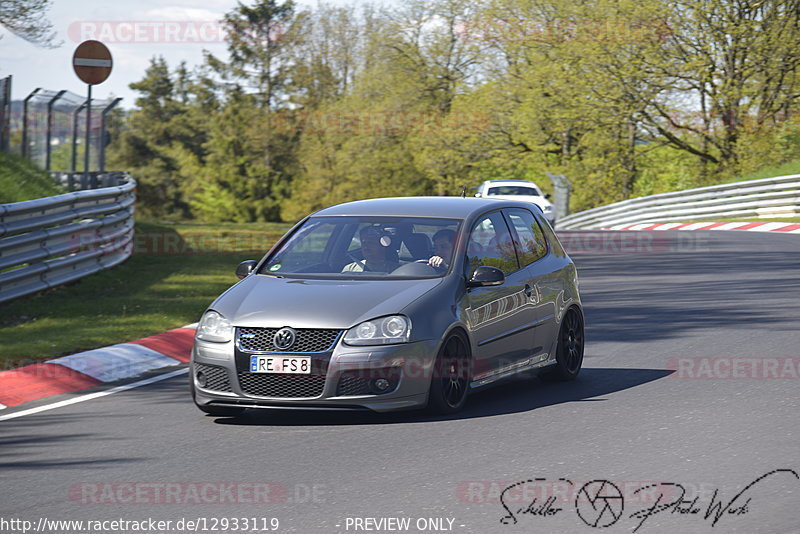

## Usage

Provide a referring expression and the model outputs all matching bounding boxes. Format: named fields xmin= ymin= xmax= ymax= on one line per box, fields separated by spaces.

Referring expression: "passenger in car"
xmin=342 ymin=226 xmax=401 ymax=273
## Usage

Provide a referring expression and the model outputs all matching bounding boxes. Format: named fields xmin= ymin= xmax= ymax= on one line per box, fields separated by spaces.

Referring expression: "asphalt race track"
xmin=1 ymin=230 xmax=798 ymax=534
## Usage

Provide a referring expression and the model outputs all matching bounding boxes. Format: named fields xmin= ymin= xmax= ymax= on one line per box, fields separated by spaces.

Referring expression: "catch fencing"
xmin=556 ymin=175 xmax=800 ymax=230
xmin=0 ymin=172 xmax=135 ymax=304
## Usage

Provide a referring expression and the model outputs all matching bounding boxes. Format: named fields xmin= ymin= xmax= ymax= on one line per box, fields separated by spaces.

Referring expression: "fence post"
xmin=0 ymin=75 xmax=11 ymax=153
xmin=21 ymin=88 xmax=41 ymax=159
xmin=99 ymin=97 xmax=121 ymax=172
xmin=45 ymin=90 xmax=67 ymax=171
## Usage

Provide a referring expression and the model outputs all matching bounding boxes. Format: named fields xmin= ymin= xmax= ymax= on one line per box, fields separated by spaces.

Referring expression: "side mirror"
xmin=545 ymin=193 xmax=552 ymax=199
xmin=236 ymin=260 xmax=258 ymax=279
xmin=467 ymin=266 xmax=505 ymax=287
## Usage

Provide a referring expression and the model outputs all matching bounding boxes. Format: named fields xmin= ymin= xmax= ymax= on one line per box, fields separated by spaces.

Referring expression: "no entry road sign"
xmin=72 ymin=40 xmax=112 ymax=85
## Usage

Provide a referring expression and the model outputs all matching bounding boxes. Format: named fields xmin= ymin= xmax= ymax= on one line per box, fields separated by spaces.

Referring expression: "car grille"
xmin=237 ymin=372 xmax=327 ymax=398
xmin=337 ymin=374 xmax=371 ymax=396
xmin=237 ymin=327 xmax=342 ymax=353
xmin=195 ymin=363 xmax=233 ymax=393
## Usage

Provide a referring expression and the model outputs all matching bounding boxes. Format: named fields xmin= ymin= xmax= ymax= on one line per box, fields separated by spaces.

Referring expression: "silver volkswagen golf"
xmin=190 ymin=197 xmax=584 ymax=415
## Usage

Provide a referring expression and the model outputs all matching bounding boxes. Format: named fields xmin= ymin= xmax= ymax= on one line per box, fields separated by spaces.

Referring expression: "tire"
xmin=427 ymin=331 xmax=472 ymax=414
xmin=540 ymin=307 xmax=584 ymax=381
xmin=189 ymin=372 xmax=246 ymax=417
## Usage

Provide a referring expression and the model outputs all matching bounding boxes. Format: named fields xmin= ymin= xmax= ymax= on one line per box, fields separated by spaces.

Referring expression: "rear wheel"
xmin=427 ymin=331 xmax=471 ymax=414
xmin=189 ymin=372 xmax=246 ymax=417
xmin=541 ymin=307 xmax=584 ymax=381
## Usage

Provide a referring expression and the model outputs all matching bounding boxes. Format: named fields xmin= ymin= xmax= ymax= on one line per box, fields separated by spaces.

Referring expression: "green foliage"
xmin=0 ymin=0 xmax=56 ymax=47
xmin=105 ymin=0 xmax=800 ymax=221
xmin=0 ymin=151 xmax=64 ymax=203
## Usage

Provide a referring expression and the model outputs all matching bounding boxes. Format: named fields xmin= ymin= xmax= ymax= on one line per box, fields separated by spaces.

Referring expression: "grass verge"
xmin=721 ymin=158 xmax=800 ymax=185
xmin=0 ymin=221 xmax=290 ymax=369
xmin=0 ymin=152 xmax=65 ymax=203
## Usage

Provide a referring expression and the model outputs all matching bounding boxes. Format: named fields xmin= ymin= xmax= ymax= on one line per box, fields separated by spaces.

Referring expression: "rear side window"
xmin=535 ymin=212 xmax=567 ymax=257
xmin=504 ymin=208 xmax=547 ymax=266
xmin=465 ymin=211 xmax=520 ymax=276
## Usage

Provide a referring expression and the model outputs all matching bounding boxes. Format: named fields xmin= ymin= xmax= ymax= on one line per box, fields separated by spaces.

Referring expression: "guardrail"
xmin=556 ymin=174 xmax=800 ymax=230
xmin=0 ymin=172 xmax=136 ymax=304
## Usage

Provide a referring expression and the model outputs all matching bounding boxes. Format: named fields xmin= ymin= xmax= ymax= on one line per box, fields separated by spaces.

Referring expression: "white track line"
xmin=0 ymin=368 xmax=188 ymax=422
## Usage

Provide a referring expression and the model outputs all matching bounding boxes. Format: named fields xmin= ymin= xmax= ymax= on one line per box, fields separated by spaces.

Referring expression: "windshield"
xmin=487 ymin=185 xmax=541 ymax=197
xmin=260 ymin=216 xmax=462 ymax=279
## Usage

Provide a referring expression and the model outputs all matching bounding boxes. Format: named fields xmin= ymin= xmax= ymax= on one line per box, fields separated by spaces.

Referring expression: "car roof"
xmin=313 ymin=196 xmax=541 ymax=219
xmin=482 ymin=179 xmax=541 ymax=187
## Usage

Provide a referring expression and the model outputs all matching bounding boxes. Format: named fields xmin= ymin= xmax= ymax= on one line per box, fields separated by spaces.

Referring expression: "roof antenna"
xmin=460 ymin=184 xmax=467 ymax=198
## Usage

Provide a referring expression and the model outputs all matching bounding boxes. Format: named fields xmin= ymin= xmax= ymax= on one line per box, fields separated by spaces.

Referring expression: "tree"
xmin=107 ymin=57 xmax=212 ymax=219
xmin=628 ymin=0 xmax=800 ymax=173
xmin=0 ymin=0 xmax=56 ymax=47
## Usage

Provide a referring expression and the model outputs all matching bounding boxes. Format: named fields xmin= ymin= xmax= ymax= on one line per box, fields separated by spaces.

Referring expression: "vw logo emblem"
xmin=273 ymin=327 xmax=297 ymax=350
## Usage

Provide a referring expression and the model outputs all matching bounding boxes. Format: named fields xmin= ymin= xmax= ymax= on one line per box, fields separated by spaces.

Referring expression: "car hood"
xmin=211 ymin=274 xmax=443 ymax=329
xmin=486 ymin=195 xmax=552 ymax=209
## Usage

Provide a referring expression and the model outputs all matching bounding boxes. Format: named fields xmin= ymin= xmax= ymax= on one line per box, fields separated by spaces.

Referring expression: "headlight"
xmin=196 ymin=310 xmax=232 ymax=343
xmin=343 ymin=315 xmax=411 ymax=345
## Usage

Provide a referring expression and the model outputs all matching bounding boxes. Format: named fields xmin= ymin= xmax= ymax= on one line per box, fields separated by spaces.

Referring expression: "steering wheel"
xmin=346 ymin=252 xmax=367 ymax=271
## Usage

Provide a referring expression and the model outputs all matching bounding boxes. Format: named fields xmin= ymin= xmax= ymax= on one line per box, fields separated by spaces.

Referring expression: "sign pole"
xmin=72 ymin=40 xmax=112 ymax=189
xmin=85 ymin=83 xmax=92 ymax=186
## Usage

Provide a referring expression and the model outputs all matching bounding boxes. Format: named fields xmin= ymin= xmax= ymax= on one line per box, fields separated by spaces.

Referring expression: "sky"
xmin=0 ymin=0 xmax=369 ymax=107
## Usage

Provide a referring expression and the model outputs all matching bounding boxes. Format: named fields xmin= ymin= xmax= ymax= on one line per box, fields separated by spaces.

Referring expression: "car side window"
xmin=505 ymin=208 xmax=547 ymax=266
xmin=535 ymin=211 xmax=566 ymax=257
xmin=465 ymin=211 xmax=519 ymax=276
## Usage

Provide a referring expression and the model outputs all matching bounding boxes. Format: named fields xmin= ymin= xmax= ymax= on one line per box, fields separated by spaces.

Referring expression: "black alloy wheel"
xmin=428 ymin=331 xmax=471 ymax=414
xmin=541 ymin=307 xmax=584 ymax=381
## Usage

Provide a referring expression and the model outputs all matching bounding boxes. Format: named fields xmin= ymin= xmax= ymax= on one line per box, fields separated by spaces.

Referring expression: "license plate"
xmin=250 ymin=355 xmax=311 ymax=374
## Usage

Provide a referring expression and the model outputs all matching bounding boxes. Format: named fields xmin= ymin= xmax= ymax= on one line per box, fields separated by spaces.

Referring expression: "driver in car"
xmin=428 ymin=229 xmax=455 ymax=270
xmin=342 ymin=226 xmax=400 ymax=273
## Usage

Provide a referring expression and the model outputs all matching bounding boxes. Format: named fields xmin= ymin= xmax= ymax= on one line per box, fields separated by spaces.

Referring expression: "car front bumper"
xmin=191 ymin=337 xmax=440 ymax=413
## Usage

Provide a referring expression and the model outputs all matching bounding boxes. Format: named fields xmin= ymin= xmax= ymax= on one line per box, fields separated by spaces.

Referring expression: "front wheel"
xmin=427 ymin=331 xmax=472 ymax=414
xmin=540 ymin=307 xmax=584 ymax=381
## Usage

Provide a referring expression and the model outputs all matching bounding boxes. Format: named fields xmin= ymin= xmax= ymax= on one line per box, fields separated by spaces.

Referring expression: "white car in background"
xmin=474 ymin=180 xmax=556 ymax=223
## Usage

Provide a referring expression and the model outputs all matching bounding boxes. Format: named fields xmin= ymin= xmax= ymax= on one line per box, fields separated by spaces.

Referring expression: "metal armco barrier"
xmin=556 ymin=174 xmax=800 ymax=230
xmin=0 ymin=173 xmax=136 ymax=304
